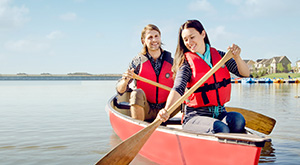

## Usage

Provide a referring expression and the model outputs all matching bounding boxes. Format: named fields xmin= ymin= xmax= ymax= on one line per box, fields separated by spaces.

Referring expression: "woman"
xmin=158 ymin=20 xmax=250 ymax=134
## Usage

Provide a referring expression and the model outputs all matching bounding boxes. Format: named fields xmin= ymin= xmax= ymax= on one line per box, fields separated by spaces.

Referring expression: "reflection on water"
xmin=0 ymin=81 xmax=299 ymax=164
xmin=228 ymin=83 xmax=300 ymax=164
xmin=260 ymin=142 xmax=276 ymax=163
xmin=0 ymin=81 xmax=117 ymax=165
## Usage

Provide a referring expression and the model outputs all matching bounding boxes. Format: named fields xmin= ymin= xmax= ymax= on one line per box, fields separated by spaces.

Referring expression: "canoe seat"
xmin=113 ymin=97 xmax=130 ymax=109
xmin=113 ymin=97 xmax=182 ymax=126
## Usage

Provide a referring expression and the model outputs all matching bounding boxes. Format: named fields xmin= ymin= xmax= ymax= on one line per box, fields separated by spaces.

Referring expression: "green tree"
xmin=277 ymin=63 xmax=284 ymax=73
xmin=287 ymin=63 xmax=292 ymax=72
xmin=267 ymin=65 xmax=271 ymax=74
xmin=251 ymin=64 xmax=259 ymax=78
xmin=258 ymin=67 xmax=267 ymax=77
xmin=295 ymin=66 xmax=299 ymax=73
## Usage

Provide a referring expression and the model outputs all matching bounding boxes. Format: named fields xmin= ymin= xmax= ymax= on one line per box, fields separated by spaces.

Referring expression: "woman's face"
xmin=181 ymin=27 xmax=206 ymax=54
xmin=143 ymin=30 xmax=161 ymax=52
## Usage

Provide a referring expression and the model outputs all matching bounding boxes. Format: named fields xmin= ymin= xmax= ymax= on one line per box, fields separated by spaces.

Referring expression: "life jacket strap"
xmin=188 ymin=78 xmax=231 ymax=105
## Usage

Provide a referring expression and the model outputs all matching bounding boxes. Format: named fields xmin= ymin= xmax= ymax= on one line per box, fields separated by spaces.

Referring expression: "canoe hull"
xmin=106 ymin=96 xmax=266 ymax=165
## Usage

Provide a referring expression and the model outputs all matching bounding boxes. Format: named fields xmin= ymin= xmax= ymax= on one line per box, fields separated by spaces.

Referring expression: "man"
xmin=116 ymin=24 xmax=178 ymax=121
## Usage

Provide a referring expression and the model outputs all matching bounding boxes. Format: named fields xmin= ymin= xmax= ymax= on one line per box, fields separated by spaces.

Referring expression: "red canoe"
xmin=105 ymin=95 xmax=270 ymax=165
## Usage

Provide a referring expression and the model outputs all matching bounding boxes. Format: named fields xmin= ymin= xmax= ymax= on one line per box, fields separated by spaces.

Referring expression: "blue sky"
xmin=1 ymin=0 xmax=299 ymax=74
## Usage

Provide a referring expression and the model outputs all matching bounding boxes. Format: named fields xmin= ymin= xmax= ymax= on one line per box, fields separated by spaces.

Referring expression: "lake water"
xmin=0 ymin=81 xmax=299 ymax=165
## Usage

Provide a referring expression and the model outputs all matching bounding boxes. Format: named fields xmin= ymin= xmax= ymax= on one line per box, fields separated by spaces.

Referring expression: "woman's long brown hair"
xmin=172 ymin=20 xmax=210 ymax=78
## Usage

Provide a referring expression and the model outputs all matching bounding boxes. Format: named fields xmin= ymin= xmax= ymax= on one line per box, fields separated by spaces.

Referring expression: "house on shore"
xmin=296 ymin=60 xmax=300 ymax=73
xmin=244 ymin=60 xmax=256 ymax=73
xmin=249 ymin=56 xmax=291 ymax=74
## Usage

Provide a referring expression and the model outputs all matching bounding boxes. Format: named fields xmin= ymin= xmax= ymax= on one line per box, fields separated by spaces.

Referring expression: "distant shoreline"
xmin=0 ymin=73 xmax=122 ymax=76
xmin=0 ymin=74 xmax=122 ymax=81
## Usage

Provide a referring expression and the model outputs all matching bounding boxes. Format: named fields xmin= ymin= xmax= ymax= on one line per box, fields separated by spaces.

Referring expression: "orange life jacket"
xmin=184 ymin=47 xmax=231 ymax=107
xmin=136 ymin=51 xmax=174 ymax=104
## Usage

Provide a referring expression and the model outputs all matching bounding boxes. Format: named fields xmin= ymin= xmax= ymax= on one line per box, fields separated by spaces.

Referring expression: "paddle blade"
xmin=226 ymin=107 xmax=276 ymax=135
xmin=95 ymin=119 xmax=162 ymax=165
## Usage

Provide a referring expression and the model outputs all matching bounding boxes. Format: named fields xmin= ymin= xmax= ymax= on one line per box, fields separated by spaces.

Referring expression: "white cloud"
xmin=188 ymin=0 xmax=216 ymax=13
xmin=208 ymin=26 xmax=239 ymax=42
xmin=46 ymin=31 xmax=64 ymax=39
xmin=60 ymin=12 xmax=77 ymax=21
xmin=0 ymin=0 xmax=30 ymax=29
xmin=4 ymin=39 xmax=50 ymax=53
xmin=232 ymin=0 xmax=298 ymax=18
xmin=225 ymin=0 xmax=242 ymax=5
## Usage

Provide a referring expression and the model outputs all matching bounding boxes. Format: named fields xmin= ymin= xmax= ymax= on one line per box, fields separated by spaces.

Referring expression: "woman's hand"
xmin=157 ymin=108 xmax=170 ymax=122
xmin=228 ymin=44 xmax=241 ymax=58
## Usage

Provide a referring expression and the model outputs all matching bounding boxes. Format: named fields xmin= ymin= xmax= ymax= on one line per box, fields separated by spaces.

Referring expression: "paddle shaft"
xmin=133 ymin=73 xmax=172 ymax=91
xmin=95 ymin=50 xmax=234 ymax=165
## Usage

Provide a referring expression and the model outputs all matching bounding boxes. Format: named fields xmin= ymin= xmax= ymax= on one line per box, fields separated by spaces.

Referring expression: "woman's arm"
xmin=158 ymin=89 xmax=182 ymax=122
xmin=158 ymin=61 xmax=191 ymax=122
xmin=218 ymin=45 xmax=250 ymax=77
xmin=228 ymin=44 xmax=250 ymax=77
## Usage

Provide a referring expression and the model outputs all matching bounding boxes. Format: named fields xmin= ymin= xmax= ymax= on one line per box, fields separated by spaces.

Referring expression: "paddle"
xmin=226 ymin=107 xmax=276 ymax=135
xmin=133 ymin=73 xmax=172 ymax=91
xmin=95 ymin=50 xmax=234 ymax=165
xmin=133 ymin=73 xmax=276 ymax=135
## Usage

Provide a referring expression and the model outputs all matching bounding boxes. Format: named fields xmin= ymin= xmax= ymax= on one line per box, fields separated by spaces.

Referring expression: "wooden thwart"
xmin=215 ymin=133 xmax=270 ymax=142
